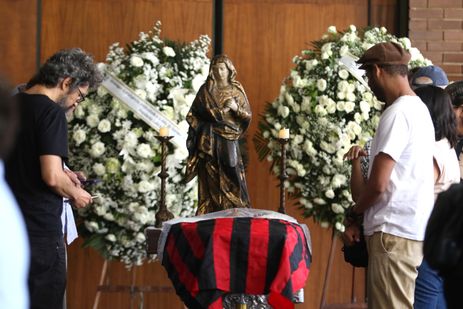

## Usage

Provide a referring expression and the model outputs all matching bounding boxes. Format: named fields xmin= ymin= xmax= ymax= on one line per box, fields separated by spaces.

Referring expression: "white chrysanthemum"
xmin=138 ymin=180 xmax=155 ymax=193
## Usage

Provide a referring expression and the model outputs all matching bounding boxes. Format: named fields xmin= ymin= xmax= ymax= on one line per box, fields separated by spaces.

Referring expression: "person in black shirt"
xmin=5 ymin=48 xmax=102 ymax=309
xmin=445 ymin=81 xmax=463 ymax=181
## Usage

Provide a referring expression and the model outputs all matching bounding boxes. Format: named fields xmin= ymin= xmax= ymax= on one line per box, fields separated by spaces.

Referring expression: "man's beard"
xmin=56 ymin=94 xmax=73 ymax=113
xmin=369 ymin=76 xmax=387 ymax=105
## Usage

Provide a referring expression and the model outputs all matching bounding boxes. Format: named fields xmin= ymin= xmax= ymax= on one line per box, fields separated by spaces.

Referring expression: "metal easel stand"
xmin=319 ymin=230 xmax=367 ymax=309
xmin=92 ymin=260 xmax=175 ymax=309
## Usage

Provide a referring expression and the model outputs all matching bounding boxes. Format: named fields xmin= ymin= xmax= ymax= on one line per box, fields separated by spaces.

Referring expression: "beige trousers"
xmin=365 ymin=232 xmax=423 ymax=309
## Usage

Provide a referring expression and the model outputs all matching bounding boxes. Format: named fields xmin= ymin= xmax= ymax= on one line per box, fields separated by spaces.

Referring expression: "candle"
xmin=159 ymin=127 xmax=169 ymax=137
xmin=278 ymin=128 xmax=289 ymax=139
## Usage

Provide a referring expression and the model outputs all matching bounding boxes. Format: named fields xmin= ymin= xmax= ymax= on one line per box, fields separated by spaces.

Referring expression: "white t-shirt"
xmin=0 ymin=161 xmax=29 ymax=309
xmin=364 ymin=95 xmax=435 ymax=241
xmin=433 ymin=138 xmax=460 ymax=200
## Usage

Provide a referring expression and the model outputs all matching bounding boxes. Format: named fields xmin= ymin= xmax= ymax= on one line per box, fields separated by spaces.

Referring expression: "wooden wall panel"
xmin=40 ymin=0 xmax=213 ymax=63
xmin=0 ymin=0 xmax=36 ymax=84
xmin=223 ymin=2 xmax=368 ymax=306
xmin=0 ymin=0 xmax=398 ymax=308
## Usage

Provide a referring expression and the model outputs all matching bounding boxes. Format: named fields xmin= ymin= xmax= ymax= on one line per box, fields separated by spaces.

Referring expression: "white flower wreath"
xmin=68 ymin=21 xmax=210 ymax=266
xmin=254 ymin=25 xmax=431 ymax=232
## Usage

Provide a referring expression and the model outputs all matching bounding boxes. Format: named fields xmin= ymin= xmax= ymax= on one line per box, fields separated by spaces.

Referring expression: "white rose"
xmin=136 ymin=232 xmax=146 ymax=243
xmin=163 ymin=46 xmax=176 ymax=57
xmin=301 ymin=96 xmax=311 ymax=112
xmin=359 ymin=100 xmax=370 ymax=114
xmin=105 ymin=234 xmax=116 ymax=242
xmin=74 ymin=105 xmax=85 ymax=119
xmin=336 ymin=101 xmax=345 ymax=111
xmin=332 ymin=174 xmax=347 ymax=188
xmin=92 ymin=163 xmax=106 ymax=176
xmin=72 ymin=129 xmax=86 ymax=146
xmin=85 ymin=221 xmax=99 ymax=232
xmin=339 ymin=45 xmax=349 ymax=56
xmin=90 ymin=142 xmax=106 ymax=158
xmin=136 ymin=143 xmax=153 ymax=158
xmin=344 ymin=101 xmax=355 ymax=113
xmin=326 ymin=100 xmax=336 ymax=114
xmin=86 ymin=115 xmax=99 ymax=128
xmin=97 ymin=119 xmax=111 ymax=133
xmin=349 ymin=25 xmax=357 ymax=32
xmin=277 ymin=105 xmax=290 ymax=118
xmin=335 ymin=222 xmax=345 ymax=232
xmin=327 ymin=26 xmax=337 ymax=34
xmin=314 ymin=198 xmax=326 ymax=205
xmin=317 ymin=79 xmax=327 ymax=91
xmin=325 ymin=189 xmax=335 ymax=199
xmin=130 ymin=55 xmax=144 ymax=67
xmin=314 ymin=105 xmax=327 ymax=116
xmin=331 ymin=203 xmax=344 ymax=214
xmin=285 ymin=92 xmax=294 ymax=106
xmin=338 ymin=69 xmax=349 ymax=80
xmin=346 ymin=92 xmax=356 ymax=102
xmin=105 ymin=158 xmax=120 ymax=174
xmin=141 ymin=52 xmax=159 ymax=65
xmin=124 ymin=132 xmax=138 ymax=148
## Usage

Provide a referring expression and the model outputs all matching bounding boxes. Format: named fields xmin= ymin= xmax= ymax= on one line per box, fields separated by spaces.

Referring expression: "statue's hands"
xmin=224 ymin=98 xmax=239 ymax=112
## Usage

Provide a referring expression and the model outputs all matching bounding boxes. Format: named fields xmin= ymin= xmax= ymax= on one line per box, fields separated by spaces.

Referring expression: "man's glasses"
xmin=77 ymin=88 xmax=86 ymax=103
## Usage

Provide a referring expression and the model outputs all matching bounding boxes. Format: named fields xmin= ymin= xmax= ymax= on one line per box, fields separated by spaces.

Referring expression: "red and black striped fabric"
xmin=162 ymin=217 xmax=311 ymax=309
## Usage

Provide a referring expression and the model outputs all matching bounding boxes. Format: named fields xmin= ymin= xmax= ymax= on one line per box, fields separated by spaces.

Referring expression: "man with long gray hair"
xmin=5 ymin=48 xmax=102 ymax=309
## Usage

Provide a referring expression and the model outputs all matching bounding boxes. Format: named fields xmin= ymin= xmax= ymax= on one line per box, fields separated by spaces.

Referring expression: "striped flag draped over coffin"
xmin=160 ymin=212 xmax=311 ymax=309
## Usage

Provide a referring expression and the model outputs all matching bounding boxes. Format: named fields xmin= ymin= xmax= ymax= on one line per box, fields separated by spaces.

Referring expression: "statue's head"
xmin=208 ymin=54 xmax=237 ymax=84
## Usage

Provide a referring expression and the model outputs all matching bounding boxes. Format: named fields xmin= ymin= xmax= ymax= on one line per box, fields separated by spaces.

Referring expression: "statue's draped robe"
xmin=186 ymin=82 xmax=251 ymax=215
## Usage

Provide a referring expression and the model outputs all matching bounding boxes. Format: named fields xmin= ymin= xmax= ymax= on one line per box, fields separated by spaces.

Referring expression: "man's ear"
xmin=60 ymin=77 xmax=73 ymax=91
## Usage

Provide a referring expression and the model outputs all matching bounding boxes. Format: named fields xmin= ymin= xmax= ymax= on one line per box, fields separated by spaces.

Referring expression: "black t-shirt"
xmin=5 ymin=93 xmax=68 ymax=237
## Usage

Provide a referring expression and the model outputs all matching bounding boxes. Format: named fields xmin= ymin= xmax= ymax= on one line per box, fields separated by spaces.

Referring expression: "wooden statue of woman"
xmin=185 ymin=54 xmax=252 ymax=215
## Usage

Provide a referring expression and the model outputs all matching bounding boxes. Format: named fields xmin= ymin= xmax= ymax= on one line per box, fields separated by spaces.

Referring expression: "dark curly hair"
xmin=446 ymin=80 xmax=463 ymax=108
xmin=415 ymin=85 xmax=458 ymax=147
xmin=27 ymin=48 xmax=103 ymax=90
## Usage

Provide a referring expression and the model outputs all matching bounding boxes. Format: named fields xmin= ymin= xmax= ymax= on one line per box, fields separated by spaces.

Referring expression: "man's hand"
xmin=64 ymin=169 xmax=82 ymax=187
xmin=69 ymin=188 xmax=93 ymax=208
xmin=343 ymin=145 xmax=368 ymax=161
xmin=342 ymin=223 xmax=361 ymax=246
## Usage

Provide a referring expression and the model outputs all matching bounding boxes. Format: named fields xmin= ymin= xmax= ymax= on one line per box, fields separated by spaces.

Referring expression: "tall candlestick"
xmin=154 ymin=135 xmax=174 ymax=227
xmin=278 ymin=128 xmax=290 ymax=139
xmin=159 ymin=127 xmax=169 ymax=137
xmin=278 ymin=137 xmax=289 ymax=214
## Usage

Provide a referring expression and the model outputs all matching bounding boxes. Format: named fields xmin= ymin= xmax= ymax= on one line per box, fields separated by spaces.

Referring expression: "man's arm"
xmin=353 ymin=152 xmax=396 ymax=214
xmin=40 ymin=155 xmax=92 ymax=208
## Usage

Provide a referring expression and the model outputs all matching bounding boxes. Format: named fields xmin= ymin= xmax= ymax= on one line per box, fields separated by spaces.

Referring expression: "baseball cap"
xmin=411 ymin=66 xmax=449 ymax=88
xmin=357 ymin=42 xmax=411 ymax=69
xmin=446 ymin=80 xmax=463 ymax=107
